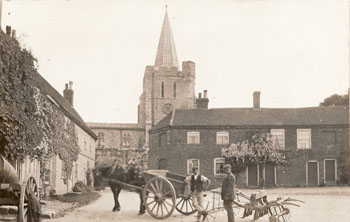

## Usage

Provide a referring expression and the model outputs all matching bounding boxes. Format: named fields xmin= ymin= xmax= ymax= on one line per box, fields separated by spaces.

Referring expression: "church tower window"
xmin=173 ymin=82 xmax=176 ymax=98
xmin=161 ymin=82 xmax=165 ymax=98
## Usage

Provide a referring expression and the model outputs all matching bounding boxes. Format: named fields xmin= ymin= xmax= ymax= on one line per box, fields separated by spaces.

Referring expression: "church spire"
xmin=154 ymin=8 xmax=179 ymax=68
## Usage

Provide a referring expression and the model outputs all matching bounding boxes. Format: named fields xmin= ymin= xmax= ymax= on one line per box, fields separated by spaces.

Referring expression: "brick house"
xmin=149 ymin=93 xmax=349 ymax=188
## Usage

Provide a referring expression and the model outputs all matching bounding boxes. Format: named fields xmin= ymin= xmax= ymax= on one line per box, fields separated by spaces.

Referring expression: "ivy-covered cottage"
xmin=149 ymin=92 xmax=349 ymax=188
xmin=0 ymin=28 xmax=97 ymax=195
xmin=38 ymin=78 xmax=97 ymax=195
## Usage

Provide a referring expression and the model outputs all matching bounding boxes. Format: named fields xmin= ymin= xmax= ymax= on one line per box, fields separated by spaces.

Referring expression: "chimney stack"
xmin=196 ymin=90 xmax=209 ymax=109
xmin=6 ymin=26 xmax=11 ymax=36
xmin=11 ymin=30 xmax=16 ymax=39
xmin=63 ymin=81 xmax=74 ymax=106
xmin=253 ymin=91 xmax=260 ymax=109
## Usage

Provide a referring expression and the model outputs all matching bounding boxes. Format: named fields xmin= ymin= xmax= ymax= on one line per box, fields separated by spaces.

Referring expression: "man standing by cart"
xmin=190 ymin=166 xmax=211 ymax=222
xmin=221 ymin=164 xmax=236 ymax=222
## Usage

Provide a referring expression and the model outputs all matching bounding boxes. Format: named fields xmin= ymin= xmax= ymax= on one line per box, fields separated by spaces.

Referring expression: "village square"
xmin=0 ymin=0 xmax=349 ymax=222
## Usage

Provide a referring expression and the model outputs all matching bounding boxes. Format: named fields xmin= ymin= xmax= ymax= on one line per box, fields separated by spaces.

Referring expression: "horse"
xmin=93 ymin=162 xmax=146 ymax=215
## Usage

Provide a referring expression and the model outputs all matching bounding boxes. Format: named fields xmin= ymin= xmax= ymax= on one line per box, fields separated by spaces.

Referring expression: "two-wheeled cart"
xmin=0 ymin=156 xmax=40 ymax=222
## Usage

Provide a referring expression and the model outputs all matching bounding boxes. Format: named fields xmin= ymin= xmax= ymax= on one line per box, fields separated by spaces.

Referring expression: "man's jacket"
xmin=221 ymin=173 xmax=236 ymax=200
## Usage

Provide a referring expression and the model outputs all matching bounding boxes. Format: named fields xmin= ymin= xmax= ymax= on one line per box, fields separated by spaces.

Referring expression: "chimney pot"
xmin=11 ymin=30 xmax=16 ymax=38
xmin=203 ymin=90 xmax=208 ymax=99
xmin=198 ymin=93 xmax=202 ymax=99
xmin=68 ymin=81 xmax=73 ymax=90
xmin=253 ymin=91 xmax=261 ymax=109
xmin=65 ymin=83 xmax=68 ymax=90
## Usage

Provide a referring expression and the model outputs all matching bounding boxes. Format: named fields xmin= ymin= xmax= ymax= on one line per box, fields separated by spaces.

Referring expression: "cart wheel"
xmin=18 ymin=177 xmax=39 ymax=222
xmin=175 ymin=195 xmax=196 ymax=215
xmin=143 ymin=176 xmax=176 ymax=219
xmin=268 ymin=206 xmax=291 ymax=222
xmin=279 ymin=207 xmax=290 ymax=222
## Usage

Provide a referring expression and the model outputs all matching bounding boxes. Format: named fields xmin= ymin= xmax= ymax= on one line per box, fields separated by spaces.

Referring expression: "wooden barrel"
xmin=0 ymin=156 xmax=19 ymax=184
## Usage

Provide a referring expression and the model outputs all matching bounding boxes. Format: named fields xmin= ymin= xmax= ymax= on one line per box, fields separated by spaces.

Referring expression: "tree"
xmin=221 ymin=133 xmax=288 ymax=173
xmin=320 ymin=94 xmax=349 ymax=106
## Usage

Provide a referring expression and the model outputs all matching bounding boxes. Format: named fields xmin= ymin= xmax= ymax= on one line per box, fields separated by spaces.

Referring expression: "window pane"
xmin=188 ymin=132 xmax=199 ymax=144
xmin=215 ymin=158 xmax=225 ymax=174
xmin=217 ymin=132 xmax=229 ymax=145
xmin=187 ymin=159 xmax=200 ymax=174
xmin=297 ymin=129 xmax=311 ymax=149
xmin=271 ymin=129 xmax=284 ymax=149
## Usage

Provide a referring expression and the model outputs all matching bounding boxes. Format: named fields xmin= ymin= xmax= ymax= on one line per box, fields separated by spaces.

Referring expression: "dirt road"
xmin=47 ymin=187 xmax=350 ymax=222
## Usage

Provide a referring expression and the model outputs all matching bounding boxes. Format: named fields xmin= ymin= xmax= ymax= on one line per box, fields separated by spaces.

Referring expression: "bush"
xmin=73 ymin=181 xmax=87 ymax=192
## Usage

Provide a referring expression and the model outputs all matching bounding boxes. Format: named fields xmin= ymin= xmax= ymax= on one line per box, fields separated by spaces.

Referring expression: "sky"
xmin=1 ymin=0 xmax=349 ymax=123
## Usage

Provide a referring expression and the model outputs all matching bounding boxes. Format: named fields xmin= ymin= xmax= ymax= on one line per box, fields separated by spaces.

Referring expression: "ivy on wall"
xmin=0 ymin=30 xmax=79 ymax=179
xmin=221 ymin=133 xmax=288 ymax=173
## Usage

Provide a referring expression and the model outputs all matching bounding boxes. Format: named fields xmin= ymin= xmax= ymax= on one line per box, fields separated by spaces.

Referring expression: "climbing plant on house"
xmin=0 ymin=30 xmax=79 ymax=181
xmin=221 ymin=133 xmax=288 ymax=173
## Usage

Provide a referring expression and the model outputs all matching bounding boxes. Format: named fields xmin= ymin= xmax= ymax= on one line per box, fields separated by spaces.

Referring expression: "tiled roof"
xmin=154 ymin=10 xmax=179 ymax=68
xmin=86 ymin=122 xmax=144 ymax=130
xmin=35 ymin=73 xmax=97 ymax=139
xmin=152 ymin=106 xmax=349 ymax=130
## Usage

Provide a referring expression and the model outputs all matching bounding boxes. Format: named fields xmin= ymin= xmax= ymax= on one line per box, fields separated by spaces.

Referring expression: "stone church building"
xmin=88 ymin=10 xmax=207 ymax=165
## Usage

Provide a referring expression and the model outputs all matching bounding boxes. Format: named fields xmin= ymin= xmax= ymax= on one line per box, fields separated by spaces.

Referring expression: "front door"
xmin=265 ymin=164 xmax=275 ymax=187
xmin=324 ymin=159 xmax=336 ymax=184
xmin=248 ymin=165 xmax=258 ymax=187
xmin=307 ymin=161 xmax=318 ymax=186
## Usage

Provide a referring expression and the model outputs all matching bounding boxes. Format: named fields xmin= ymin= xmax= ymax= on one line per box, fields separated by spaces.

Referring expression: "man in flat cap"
xmin=221 ymin=164 xmax=236 ymax=222
xmin=190 ymin=166 xmax=210 ymax=222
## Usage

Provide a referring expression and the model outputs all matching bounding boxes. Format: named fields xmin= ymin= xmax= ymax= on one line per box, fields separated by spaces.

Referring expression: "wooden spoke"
xmin=155 ymin=180 xmax=160 ymax=192
xmin=151 ymin=202 xmax=157 ymax=212
xmin=205 ymin=201 xmax=210 ymax=210
xmin=160 ymin=202 xmax=164 ymax=216
xmin=164 ymin=190 xmax=171 ymax=196
xmin=156 ymin=203 xmax=160 ymax=216
xmin=189 ymin=200 xmax=194 ymax=211
xmin=185 ymin=199 xmax=188 ymax=212
xmin=208 ymin=214 xmax=215 ymax=218
xmin=159 ymin=180 xmax=163 ymax=192
xmin=150 ymin=183 xmax=157 ymax=193
xmin=176 ymin=198 xmax=184 ymax=207
xmin=162 ymin=203 xmax=169 ymax=214
xmin=180 ymin=198 xmax=186 ymax=211
xmin=147 ymin=200 xmax=156 ymax=206
xmin=146 ymin=188 xmax=155 ymax=194
xmin=164 ymin=200 xmax=173 ymax=208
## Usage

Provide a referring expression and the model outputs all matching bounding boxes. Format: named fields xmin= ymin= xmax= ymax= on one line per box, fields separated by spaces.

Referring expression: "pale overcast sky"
xmin=2 ymin=0 xmax=349 ymax=123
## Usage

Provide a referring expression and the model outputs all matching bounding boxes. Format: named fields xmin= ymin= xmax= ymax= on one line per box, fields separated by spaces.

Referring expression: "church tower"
xmin=138 ymin=9 xmax=196 ymax=148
